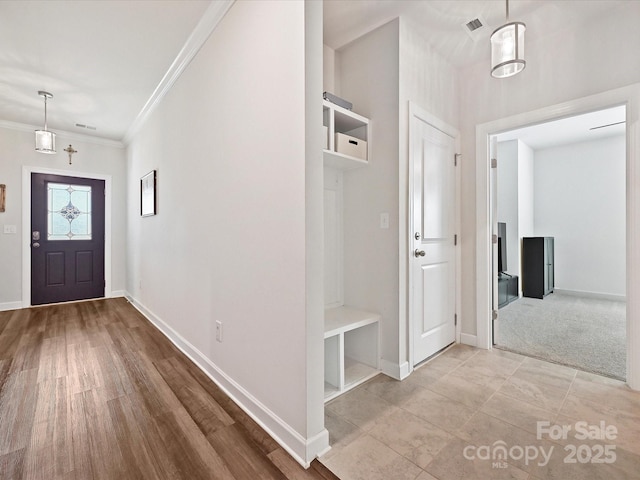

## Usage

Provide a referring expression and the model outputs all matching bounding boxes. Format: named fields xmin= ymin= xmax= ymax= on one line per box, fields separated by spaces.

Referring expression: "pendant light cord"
xmin=506 ymin=0 xmax=509 ymax=20
xmin=43 ymin=95 xmax=48 ymax=131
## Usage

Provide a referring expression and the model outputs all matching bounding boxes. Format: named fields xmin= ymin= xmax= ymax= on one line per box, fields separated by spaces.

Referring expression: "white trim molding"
xmin=460 ymin=333 xmax=478 ymax=347
xmin=125 ymin=294 xmax=329 ymax=468
xmin=553 ymin=289 xmax=626 ymax=303
xmin=22 ymin=166 xmax=113 ymax=308
xmin=123 ymin=0 xmax=235 ymax=144
xmin=0 ymin=301 xmax=23 ymax=312
xmin=380 ymin=359 xmax=411 ymax=381
xmin=475 ymin=83 xmax=640 ymax=391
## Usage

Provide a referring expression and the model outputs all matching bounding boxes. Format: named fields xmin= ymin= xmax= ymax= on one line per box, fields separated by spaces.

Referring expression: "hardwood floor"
xmin=0 ymin=298 xmax=339 ymax=480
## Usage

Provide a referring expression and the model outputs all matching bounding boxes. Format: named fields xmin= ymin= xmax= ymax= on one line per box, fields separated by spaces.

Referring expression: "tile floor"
xmin=320 ymin=345 xmax=640 ymax=480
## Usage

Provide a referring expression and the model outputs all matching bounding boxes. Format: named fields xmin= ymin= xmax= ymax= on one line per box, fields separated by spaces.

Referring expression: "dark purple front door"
xmin=31 ymin=173 xmax=105 ymax=305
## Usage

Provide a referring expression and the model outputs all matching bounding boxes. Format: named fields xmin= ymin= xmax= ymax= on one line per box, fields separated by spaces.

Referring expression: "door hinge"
xmin=454 ymin=313 xmax=458 ymax=326
xmin=454 ymin=234 xmax=458 ymax=246
xmin=491 ymin=157 xmax=497 ymax=169
xmin=492 ymin=310 xmax=498 ymax=321
xmin=454 ymin=153 xmax=461 ymax=166
xmin=492 ymin=234 xmax=498 ymax=244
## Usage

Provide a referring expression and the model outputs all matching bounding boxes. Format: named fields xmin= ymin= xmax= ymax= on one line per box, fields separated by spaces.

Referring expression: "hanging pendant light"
xmin=490 ymin=0 xmax=526 ymax=78
xmin=35 ymin=90 xmax=56 ymax=154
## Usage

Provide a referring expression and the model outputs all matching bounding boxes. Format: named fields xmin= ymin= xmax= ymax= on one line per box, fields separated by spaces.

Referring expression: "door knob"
xmin=414 ymin=249 xmax=425 ymax=257
xmin=33 ymin=242 xmax=40 ymax=248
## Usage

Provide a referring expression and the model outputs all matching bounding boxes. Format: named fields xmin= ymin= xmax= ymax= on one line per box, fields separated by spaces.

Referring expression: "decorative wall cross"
xmin=63 ymin=144 xmax=77 ymax=164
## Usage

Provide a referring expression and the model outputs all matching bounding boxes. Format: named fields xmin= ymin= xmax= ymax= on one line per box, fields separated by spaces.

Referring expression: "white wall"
xmin=335 ymin=19 xmax=401 ymax=374
xmin=0 ymin=124 xmax=126 ymax=310
xmin=332 ymin=16 xmax=459 ymax=378
xmin=497 ymin=139 xmax=534 ymax=286
xmin=497 ymin=140 xmax=520 ymax=278
xmin=459 ymin=1 xmax=640 ymax=337
xmin=304 ymin=0 xmax=326 ymax=453
xmin=323 ymin=44 xmax=341 ymax=96
xmin=534 ymin=135 xmax=626 ymax=297
xmin=398 ymin=17 xmax=460 ymax=372
xmin=518 ymin=141 xmax=535 ymax=244
xmin=126 ymin=0 xmax=326 ymax=464
xmin=497 ymin=135 xmax=624 ymax=298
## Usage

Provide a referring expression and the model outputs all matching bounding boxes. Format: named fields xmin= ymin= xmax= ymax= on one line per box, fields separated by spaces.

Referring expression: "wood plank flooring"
xmin=0 ymin=298 xmax=339 ymax=480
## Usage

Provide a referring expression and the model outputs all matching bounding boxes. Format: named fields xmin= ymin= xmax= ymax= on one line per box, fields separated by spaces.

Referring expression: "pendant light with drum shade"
xmin=35 ymin=90 xmax=56 ymax=153
xmin=490 ymin=0 xmax=526 ymax=78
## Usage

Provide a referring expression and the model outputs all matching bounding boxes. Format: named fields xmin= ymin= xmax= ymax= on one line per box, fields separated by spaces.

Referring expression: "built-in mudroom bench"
xmin=323 ymin=98 xmax=380 ymax=401
xmin=324 ymin=306 xmax=380 ymax=401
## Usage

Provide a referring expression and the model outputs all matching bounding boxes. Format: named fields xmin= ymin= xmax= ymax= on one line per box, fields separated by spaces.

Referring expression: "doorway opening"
xmin=408 ymin=103 xmax=461 ymax=369
xmin=31 ymin=173 xmax=106 ymax=305
xmin=491 ymin=105 xmax=627 ymax=380
xmin=22 ymin=166 xmax=113 ymax=307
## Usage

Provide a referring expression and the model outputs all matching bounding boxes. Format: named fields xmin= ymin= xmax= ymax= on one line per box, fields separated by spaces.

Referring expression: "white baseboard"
xmin=110 ymin=290 xmax=126 ymax=298
xmin=460 ymin=333 xmax=478 ymax=347
xmin=124 ymin=293 xmax=327 ymax=467
xmin=380 ymin=359 xmax=410 ymax=380
xmin=553 ymin=289 xmax=626 ymax=302
xmin=0 ymin=301 xmax=22 ymax=312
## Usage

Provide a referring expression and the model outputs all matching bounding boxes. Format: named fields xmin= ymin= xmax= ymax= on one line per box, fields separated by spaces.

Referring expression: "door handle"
xmin=414 ymin=249 xmax=425 ymax=257
xmin=33 ymin=242 xmax=40 ymax=248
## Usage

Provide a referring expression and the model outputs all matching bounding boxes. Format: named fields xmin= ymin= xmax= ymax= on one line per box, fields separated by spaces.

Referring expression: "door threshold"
xmin=414 ymin=341 xmax=456 ymax=370
xmin=29 ymin=296 xmax=107 ymax=309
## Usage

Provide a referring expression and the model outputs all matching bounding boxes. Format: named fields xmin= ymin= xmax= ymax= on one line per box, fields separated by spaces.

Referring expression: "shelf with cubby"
xmin=323 ymin=100 xmax=369 ymax=171
xmin=324 ymin=306 xmax=380 ymax=402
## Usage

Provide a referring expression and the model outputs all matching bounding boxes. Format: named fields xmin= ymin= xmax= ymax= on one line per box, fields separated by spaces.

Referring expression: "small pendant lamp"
xmin=35 ymin=90 xmax=56 ymax=154
xmin=490 ymin=0 xmax=526 ymax=78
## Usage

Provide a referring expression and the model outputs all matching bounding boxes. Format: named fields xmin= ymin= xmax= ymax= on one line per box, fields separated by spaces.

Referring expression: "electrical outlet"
xmin=216 ymin=321 xmax=223 ymax=342
xmin=380 ymin=213 xmax=389 ymax=229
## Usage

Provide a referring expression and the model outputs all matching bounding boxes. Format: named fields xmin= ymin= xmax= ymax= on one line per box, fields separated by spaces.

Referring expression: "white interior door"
xmin=410 ymin=108 xmax=457 ymax=365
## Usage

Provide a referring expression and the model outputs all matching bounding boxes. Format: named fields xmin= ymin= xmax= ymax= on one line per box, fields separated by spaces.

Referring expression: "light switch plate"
xmin=3 ymin=225 xmax=16 ymax=234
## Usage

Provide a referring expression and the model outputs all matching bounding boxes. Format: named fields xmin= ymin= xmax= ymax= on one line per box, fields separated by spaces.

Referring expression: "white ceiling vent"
xmin=466 ymin=18 xmax=483 ymax=31
xmin=75 ymin=123 xmax=97 ymax=131
xmin=462 ymin=16 xmax=488 ymax=42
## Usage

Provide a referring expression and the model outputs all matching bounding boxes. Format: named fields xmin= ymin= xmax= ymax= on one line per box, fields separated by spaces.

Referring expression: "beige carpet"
xmin=495 ymin=292 xmax=626 ymax=380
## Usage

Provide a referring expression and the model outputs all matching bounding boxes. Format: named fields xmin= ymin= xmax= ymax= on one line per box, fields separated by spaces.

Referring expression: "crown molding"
xmin=122 ymin=0 xmax=235 ymax=145
xmin=0 ymin=119 xmax=124 ymax=149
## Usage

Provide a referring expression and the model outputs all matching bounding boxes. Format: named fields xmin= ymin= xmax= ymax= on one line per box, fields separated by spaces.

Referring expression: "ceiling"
xmin=0 ymin=1 xmax=632 ymax=145
xmin=0 ymin=0 xmax=211 ymax=142
xmin=495 ymin=106 xmax=626 ymax=150
xmin=323 ymin=0 xmax=629 ymax=66
xmin=324 ymin=0 xmax=631 ymax=149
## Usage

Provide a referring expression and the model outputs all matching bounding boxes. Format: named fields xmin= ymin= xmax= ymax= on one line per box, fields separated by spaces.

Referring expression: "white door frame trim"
xmin=21 ymin=166 xmax=113 ymax=307
xmin=475 ymin=83 xmax=640 ymax=390
xmin=408 ymin=102 xmax=461 ymax=372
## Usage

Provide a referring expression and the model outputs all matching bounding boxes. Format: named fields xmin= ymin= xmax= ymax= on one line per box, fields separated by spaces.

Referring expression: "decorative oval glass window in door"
xmin=47 ymin=183 xmax=92 ymax=240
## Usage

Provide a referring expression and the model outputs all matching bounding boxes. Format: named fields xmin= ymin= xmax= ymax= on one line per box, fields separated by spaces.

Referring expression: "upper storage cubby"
xmin=323 ymin=99 xmax=369 ymax=170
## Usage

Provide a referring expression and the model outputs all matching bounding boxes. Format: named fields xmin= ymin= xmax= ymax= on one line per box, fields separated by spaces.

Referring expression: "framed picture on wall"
xmin=141 ymin=170 xmax=156 ymax=216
